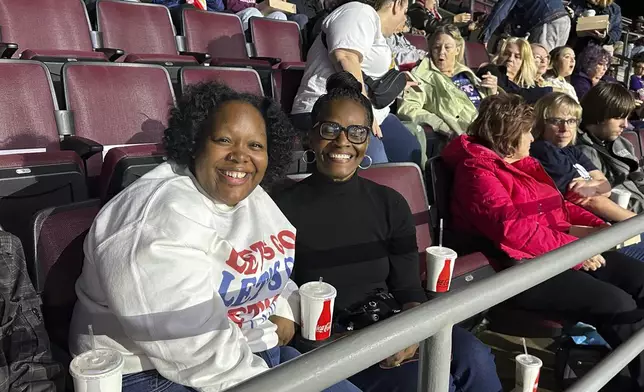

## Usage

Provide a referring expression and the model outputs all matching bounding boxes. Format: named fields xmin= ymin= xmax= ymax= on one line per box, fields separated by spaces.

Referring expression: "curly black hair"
xmin=310 ymin=71 xmax=374 ymax=127
xmin=163 ymin=82 xmax=296 ymax=189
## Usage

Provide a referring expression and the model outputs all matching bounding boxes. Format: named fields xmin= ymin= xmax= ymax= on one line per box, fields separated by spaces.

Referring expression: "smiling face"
xmin=543 ymin=107 xmax=580 ymax=148
xmin=500 ymin=43 xmax=522 ymax=78
xmin=431 ymin=33 xmax=460 ymax=74
xmin=555 ymin=48 xmax=576 ymax=77
xmin=193 ymin=100 xmax=268 ymax=206
xmin=311 ymin=98 xmax=370 ymax=182
xmin=531 ymin=45 xmax=549 ymax=77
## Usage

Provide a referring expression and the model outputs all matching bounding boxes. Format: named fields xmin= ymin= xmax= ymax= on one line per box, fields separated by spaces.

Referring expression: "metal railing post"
xmin=418 ymin=325 xmax=452 ymax=392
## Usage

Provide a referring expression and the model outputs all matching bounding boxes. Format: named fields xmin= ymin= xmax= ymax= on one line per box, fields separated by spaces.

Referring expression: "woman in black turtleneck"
xmin=273 ymin=72 xmax=502 ymax=392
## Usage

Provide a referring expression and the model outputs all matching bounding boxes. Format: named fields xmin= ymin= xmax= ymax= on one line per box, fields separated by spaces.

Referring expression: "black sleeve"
xmin=571 ymin=146 xmax=599 ymax=173
xmin=384 ymin=189 xmax=427 ymax=305
xmin=530 ymin=141 xmax=572 ymax=194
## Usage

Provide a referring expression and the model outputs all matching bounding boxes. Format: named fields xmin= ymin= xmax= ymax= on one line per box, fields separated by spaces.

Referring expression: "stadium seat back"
xmin=271 ymin=69 xmax=304 ymax=115
xmin=464 ymin=41 xmax=490 ymax=70
xmin=404 ymin=33 xmax=428 ymax=52
xmin=63 ymin=62 xmax=174 ymax=146
xmin=32 ymin=199 xmax=101 ymax=351
xmin=250 ymin=18 xmax=302 ymax=62
xmin=180 ymin=67 xmax=264 ymax=95
xmin=0 ymin=60 xmax=61 ymax=150
xmin=96 ymin=0 xmax=178 ymax=55
xmin=0 ymin=0 xmax=94 ymax=56
xmin=622 ymin=130 xmax=641 ymax=159
xmin=182 ymin=9 xmax=249 ymax=60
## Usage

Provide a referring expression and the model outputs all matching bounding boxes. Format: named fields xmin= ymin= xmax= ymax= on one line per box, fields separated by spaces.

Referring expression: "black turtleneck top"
xmin=273 ymin=171 xmax=427 ymax=311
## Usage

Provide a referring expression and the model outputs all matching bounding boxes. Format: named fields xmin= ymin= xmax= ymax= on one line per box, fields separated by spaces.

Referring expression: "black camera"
xmin=335 ymin=290 xmax=401 ymax=331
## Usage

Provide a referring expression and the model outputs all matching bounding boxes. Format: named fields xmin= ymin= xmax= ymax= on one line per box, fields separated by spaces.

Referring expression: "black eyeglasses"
xmin=546 ymin=118 xmax=580 ymax=127
xmin=314 ymin=121 xmax=370 ymax=144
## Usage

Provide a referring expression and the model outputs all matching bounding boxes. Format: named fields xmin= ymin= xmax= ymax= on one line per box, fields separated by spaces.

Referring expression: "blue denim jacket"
xmin=152 ymin=0 xmax=224 ymax=12
xmin=481 ymin=0 xmax=568 ymax=43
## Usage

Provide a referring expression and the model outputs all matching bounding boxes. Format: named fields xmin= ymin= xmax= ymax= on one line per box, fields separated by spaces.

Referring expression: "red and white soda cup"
xmin=425 ymin=246 xmax=457 ymax=293
xmin=515 ymin=354 xmax=542 ymax=392
xmin=299 ymin=280 xmax=337 ymax=341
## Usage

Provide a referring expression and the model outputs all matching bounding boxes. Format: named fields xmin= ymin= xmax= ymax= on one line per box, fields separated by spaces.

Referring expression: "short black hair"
xmin=311 ymin=72 xmax=374 ymax=127
xmin=580 ymin=82 xmax=636 ymax=126
xmin=163 ymin=82 xmax=296 ymax=189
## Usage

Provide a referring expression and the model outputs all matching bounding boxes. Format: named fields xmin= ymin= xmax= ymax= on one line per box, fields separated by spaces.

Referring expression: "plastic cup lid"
xmin=515 ymin=354 xmax=542 ymax=367
xmin=70 ymin=349 xmax=124 ymax=379
xmin=426 ymin=246 xmax=457 ymax=259
xmin=299 ymin=281 xmax=337 ymax=300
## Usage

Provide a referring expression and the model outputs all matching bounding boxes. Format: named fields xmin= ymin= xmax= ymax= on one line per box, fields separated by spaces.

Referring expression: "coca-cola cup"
xmin=514 ymin=354 xmax=542 ymax=392
xmin=299 ymin=280 xmax=337 ymax=341
xmin=425 ymin=246 xmax=457 ymax=293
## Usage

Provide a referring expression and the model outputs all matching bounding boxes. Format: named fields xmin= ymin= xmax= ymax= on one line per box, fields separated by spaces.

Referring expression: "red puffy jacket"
xmin=441 ymin=135 xmax=605 ymax=263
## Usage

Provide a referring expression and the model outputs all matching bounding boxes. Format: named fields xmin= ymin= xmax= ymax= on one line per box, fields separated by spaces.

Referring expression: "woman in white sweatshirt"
xmin=69 ymin=82 xmax=361 ymax=392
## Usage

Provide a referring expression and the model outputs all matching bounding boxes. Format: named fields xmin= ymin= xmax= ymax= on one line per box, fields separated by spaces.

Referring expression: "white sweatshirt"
xmin=69 ymin=162 xmax=299 ymax=391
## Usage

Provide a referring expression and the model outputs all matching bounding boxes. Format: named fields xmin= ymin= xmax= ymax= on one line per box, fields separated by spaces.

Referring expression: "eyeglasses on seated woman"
xmin=442 ymin=93 xmax=644 ymax=392
xmin=68 ymin=81 xmax=361 ymax=392
xmin=274 ymin=71 xmax=503 ymax=392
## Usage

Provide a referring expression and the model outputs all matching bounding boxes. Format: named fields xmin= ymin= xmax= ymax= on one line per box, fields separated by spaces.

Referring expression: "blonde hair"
xmin=495 ymin=37 xmax=537 ymax=88
xmin=428 ymin=24 xmax=465 ymax=64
xmin=533 ymin=92 xmax=582 ymax=145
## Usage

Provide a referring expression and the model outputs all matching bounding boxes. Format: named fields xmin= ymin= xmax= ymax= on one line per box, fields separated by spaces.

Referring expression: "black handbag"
xmin=321 ymin=33 xmax=406 ymax=109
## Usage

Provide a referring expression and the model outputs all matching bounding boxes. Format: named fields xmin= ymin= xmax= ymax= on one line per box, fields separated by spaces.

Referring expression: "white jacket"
xmin=69 ymin=162 xmax=299 ymax=391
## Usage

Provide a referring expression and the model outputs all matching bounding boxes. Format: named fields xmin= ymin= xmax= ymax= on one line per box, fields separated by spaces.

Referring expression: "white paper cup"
xmin=610 ymin=189 xmax=631 ymax=209
xmin=515 ymin=354 xmax=542 ymax=392
xmin=299 ymin=281 xmax=337 ymax=341
xmin=425 ymin=246 xmax=457 ymax=293
xmin=70 ymin=348 xmax=124 ymax=392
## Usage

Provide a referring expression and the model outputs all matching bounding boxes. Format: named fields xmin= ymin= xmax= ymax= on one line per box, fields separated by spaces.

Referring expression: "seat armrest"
xmin=60 ymin=136 xmax=103 ymax=160
xmin=0 ymin=42 xmax=18 ymax=58
xmin=179 ymin=51 xmax=211 ymax=64
xmin=94 ymin=47 xmax=124 ymax=62
xmin=250 ymin=56 xmax=281 ymax=66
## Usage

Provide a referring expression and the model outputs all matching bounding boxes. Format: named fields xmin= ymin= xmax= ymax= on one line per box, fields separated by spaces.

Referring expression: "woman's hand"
xmin=373 ymin=118 xmax=383 ymax=138
xmin=269 ymin=315 xmax=295 ymax=346
xmin=582 ymin=254 xmax=606 ymax=271
xmin=453 ymin=13 xmax=472 ymax=24
xmin=480 ymin=72 xmax=498 ymax=95
xmin=381 ymin=343 xmax=419 ymax=368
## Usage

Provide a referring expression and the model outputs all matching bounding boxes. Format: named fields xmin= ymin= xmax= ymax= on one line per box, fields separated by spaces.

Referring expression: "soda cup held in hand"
xmin=299 ymin=279 xmax=337 ymax=341
xmin=426 ymin=246 xmax=457 ymax=292
xmin=70 ymin=348 xmax=124 ymax=392
xmin=515 ymin=354 xmax=542 ymax=392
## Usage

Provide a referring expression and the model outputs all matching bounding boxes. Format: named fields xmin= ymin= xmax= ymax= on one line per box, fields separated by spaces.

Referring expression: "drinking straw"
xmin=88 ymin=324 xmax=96 ymax=355
xmin=521 ymin=337 xmax=528 ymax=356
xmin=439 ymin=219 xmax=444 ymax=248
xmin=319 ymin=277 xmax=323 ymax=283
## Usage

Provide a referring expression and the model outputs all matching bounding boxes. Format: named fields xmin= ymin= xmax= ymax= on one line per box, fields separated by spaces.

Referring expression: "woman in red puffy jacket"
xmin=442 ymin=93 xmax=644 ymax=391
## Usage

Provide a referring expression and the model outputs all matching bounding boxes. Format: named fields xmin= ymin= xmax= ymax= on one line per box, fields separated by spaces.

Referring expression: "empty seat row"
xmin=0 ymin=0 xmax=304 ymax=69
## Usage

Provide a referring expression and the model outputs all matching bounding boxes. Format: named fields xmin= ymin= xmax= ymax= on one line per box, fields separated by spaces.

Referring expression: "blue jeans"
xmin=348 ymin=326 xmax=503 ymax=392
xmin=379 ymin=114 xmax=422 ymax=167
xmin=122 ymin=346 xmax=361 ymax=392
xmin=618 ymin=237 xmax=644 ymax=262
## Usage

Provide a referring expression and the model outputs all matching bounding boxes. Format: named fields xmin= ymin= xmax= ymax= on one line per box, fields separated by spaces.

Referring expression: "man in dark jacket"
xmin=480 ymin=0 xmax=570 ymax=51
xmin=576 ymin=83 xmax=644 ymax=214
xmin=0 ymin=231 xmax=63 ymax=392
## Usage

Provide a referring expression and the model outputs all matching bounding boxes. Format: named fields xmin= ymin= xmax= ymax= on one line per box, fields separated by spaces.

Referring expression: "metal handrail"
xmin=226 ymin=214 xmax=644 ymax=392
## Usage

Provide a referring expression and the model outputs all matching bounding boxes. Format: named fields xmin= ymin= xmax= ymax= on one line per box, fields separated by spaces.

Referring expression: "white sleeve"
xmin=272 ymin=279 xmax=300 ymax=324
xmin=96 ymin=225 xmax=268 ymax=391
xmin=325 ymin=6 xmax=378 ymax=59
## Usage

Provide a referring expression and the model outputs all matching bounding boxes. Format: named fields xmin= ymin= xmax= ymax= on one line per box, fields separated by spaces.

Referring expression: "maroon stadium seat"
xmin=0 ymin=0 xmax=108 ymax=61
xmin=622 ymin=130 xmax=641 ymax=159
xmin=463 ymin=41 xmax=490 ymax=71
xmin=404 ymin=33 xmax=428 ymax=52
xmin=96 ymin=0 xmax=199 ymax=65
xmin=271 ymin=69 xmax=304 ymax=115
xmin=0 ymin=60 xmax=87 ymax=267
xmin=250 ymin=18 xmax=305 ymax=69
xmin=32 ymin=199 xmax=101 ymax=353
xmin=61 ymin=62 xmax=175 ymax=177
xmin=181 ymin=9 xmax=274 ymax=68
xmin=99 ymin=144 xmax=166 ymax=202
xmin=180 ymin=66 xmax=264 ymax=96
